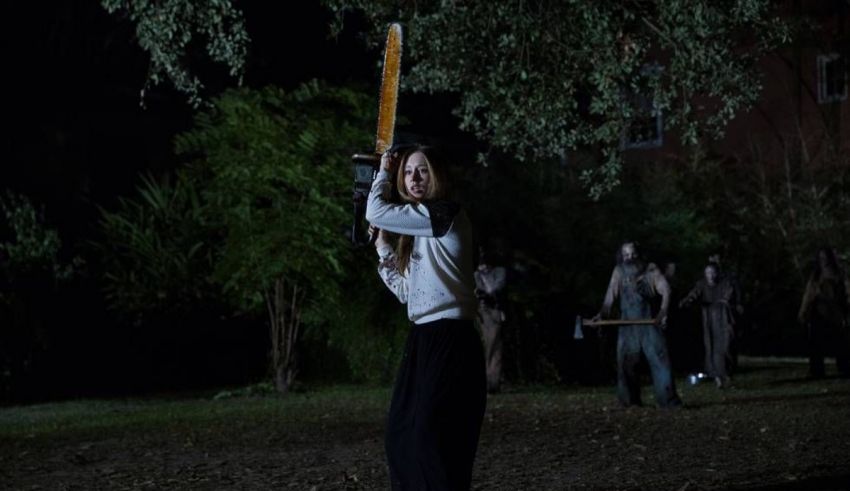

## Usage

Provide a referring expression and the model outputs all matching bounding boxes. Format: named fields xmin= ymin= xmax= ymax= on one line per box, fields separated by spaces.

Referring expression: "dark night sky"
xmin=2 ymin=3 xmax=386 ymax=240
xmin=4 ymin=2 xmax=471 ymax=247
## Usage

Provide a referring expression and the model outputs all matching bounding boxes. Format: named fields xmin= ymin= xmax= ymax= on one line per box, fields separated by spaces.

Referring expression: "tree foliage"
xmin=693 ymin=139 xmax=850 ymax=290
xmin=0 ymin=191 xmax=81 ymax=400
xmin=177 ymin=82 xmax=374 ymax=391
xmin=99 ymin=82 xmax=376 ymax=390
xmin=174 ymin=81 xmax=372 ymax=319
xmin=101 ymin=0 xmax=249 ymax=107
xmin=325 ymin=0 xmax=789 ymax=196
xmin=97 ymin=174 xmax=215 ymax=321
xmin=0 ymin=191 xmax=78 ymax=287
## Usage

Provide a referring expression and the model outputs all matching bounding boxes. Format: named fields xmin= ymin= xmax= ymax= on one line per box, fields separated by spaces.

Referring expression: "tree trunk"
xmin=264 ymin=276 xmax=303 ymax=394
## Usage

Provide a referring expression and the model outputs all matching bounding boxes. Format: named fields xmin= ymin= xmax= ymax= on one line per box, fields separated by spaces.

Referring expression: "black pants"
xmin=386 ymin=318 xmax=487 ymax=490
xmin=808 ymin=317 xmax=850 ymax=377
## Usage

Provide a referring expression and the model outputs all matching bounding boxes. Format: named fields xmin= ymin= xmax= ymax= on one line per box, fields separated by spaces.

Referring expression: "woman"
xmin=679 ymin=263 xmax=737 ymax=388
xmin=365 ymin=145 xmax=486 ymax=490
xmin=798 ymin=247 xmax=850 ymax=378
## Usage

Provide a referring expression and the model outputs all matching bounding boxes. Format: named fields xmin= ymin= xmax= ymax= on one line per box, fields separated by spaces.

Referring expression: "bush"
xmin=0 ymin=191 xmax=80 ymax=400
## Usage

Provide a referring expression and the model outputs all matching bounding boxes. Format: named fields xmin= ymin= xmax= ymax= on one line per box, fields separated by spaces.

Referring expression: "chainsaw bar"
xmin=375 ymin=23 xmax=402 ymax=155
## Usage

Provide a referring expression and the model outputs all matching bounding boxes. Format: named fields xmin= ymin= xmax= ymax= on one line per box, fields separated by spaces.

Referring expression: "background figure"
xmin=708 ymin=255 xmax=745 ymax=320
xmin=679 ymin=263 xmax=737 ymax=387
xmin=798 ymin=247 xmax=850 ymax=378
xmin=596 ymin=242 xmax=681 ymax=408
xmin=708 ymin=253 xmax=745 ymax=373
xmin=475 ymin=248 xmax=507 ymax=393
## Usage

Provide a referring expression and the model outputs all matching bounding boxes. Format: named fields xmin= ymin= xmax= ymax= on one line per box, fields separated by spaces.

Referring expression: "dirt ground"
xmin=2 ymin=359 xmax=849 ymax=490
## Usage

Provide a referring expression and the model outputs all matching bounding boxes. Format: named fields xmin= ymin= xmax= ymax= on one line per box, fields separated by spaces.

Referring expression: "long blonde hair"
xmin=394 ymin=145 xmax=447 ymax=275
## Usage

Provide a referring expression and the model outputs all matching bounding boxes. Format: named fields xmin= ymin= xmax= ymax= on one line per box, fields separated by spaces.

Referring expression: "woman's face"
xmin=403 ymin=151 xmax=430 ymax=201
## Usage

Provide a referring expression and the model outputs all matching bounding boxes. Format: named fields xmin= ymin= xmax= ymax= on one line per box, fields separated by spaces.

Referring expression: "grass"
xmin=2 ymin=360 xmax=849 ymax=490
xmin=0 ymin=385 xmax=391 ymax=439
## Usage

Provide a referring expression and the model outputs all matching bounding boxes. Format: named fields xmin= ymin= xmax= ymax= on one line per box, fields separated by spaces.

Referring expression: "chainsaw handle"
xmin=351 ymin=153 xmax=381 ymax=246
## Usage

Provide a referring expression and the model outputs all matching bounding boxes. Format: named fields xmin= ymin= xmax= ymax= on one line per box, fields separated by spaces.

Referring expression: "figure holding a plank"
xmin=589 ymin=242 xmax=682 ymax=408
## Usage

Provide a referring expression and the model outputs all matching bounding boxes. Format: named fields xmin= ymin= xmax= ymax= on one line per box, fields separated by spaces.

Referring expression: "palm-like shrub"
xmin=100 ymin=82 xmax=374 ymax=392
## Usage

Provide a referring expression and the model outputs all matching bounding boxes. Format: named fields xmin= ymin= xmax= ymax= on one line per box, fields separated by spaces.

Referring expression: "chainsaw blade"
xmin=375 ymin=23 xmax=402 ymax=155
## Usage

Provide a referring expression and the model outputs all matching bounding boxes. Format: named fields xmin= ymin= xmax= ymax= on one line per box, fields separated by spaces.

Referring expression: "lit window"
xmin=817 ymin=53 xmax=847 ymax=104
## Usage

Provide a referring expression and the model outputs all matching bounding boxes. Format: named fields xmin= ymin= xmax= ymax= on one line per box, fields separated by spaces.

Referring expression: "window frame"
xmin=817 ymin=53 xmax=847 ymax=104
xmin=621 ymin=64 xmax=664 ymax=150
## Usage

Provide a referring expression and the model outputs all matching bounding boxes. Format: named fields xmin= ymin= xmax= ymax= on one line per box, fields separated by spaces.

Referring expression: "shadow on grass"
xmin=766 ymin=375 xmax=850 ymax=386
xmin=732 ymin=364 xmax=799 ymax=375
xmin=732 ymin=473 xmax=850 ymax=491
xmin=685 ymin=389 xmax=850 ymax=409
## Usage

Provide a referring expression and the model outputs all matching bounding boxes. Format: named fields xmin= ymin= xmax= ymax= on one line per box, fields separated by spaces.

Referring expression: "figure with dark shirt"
xmin=798 ymin=247 xmax=850 ymax=378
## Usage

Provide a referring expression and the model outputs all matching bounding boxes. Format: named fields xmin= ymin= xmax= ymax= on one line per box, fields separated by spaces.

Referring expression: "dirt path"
xmin=2 ymin=361 xmax=849 ymax=490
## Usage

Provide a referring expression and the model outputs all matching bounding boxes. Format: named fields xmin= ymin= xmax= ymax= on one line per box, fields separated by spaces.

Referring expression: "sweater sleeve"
xmin=365 ymin=169 xmax=459 ymax=238
xmin=376 ymin=244 xmax=408 ymax=304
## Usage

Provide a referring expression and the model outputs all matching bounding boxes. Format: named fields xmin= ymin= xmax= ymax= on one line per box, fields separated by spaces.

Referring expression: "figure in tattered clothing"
xmin=679 ymin=263 xmax=737 ymax=387
xmin=594 ymin=242 xmax=682 ymax=408
xmin=474 ymin=247 xmax=507 ymax=393
xmin=798 ymin=246 xmax=850 ymax=378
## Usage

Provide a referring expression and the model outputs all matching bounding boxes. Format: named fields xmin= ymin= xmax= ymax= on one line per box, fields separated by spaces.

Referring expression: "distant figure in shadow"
xmin=798 ymin=247 xmax=850 ymax=378
xmin=474 ymin=247 xmax=507 ymax=394
xmin=594 ymin=242 xmax=682 ymax=408
xmin=708 ymin=253 xmax=744 ymax=370
xmin=679 ymin=263 xmax=737 ymax=388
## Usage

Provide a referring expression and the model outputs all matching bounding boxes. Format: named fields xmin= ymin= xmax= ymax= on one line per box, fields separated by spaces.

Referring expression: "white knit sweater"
xmin=365 ymin=169 xmax=476 ymax=324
